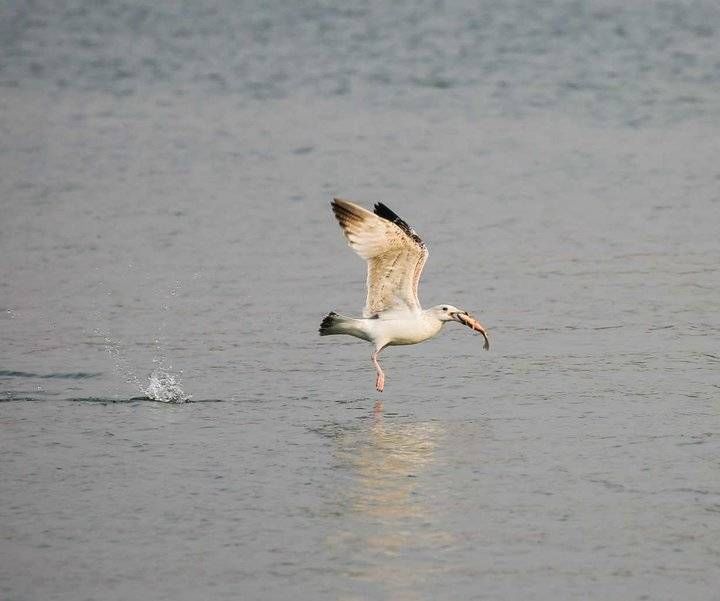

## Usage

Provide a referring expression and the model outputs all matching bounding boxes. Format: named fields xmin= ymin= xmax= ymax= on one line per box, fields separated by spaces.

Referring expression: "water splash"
xmin=95 ymin=331 xmax=191 ymax=402
xmin=144 ymin=369 xmax=191 ymax=403
xmin=90 ymin=276 xmax=197 ymax=403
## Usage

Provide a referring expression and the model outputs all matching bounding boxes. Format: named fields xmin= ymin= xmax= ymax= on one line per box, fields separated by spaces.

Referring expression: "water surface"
xmin=2 ymin=1 xmax=720 ymax=599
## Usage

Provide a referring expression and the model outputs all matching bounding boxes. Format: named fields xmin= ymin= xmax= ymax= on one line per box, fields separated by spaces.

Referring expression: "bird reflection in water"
xmin=328 ymin=401 xmax=452 ymax=599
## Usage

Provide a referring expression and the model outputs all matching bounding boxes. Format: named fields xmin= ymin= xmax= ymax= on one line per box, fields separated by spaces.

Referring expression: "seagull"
xmin=319 ymin=198 xmax=490 ymax=392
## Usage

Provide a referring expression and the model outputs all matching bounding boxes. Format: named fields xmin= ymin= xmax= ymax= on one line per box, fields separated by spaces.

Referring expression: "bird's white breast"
xmin=369 ymin=312 xmax=443 ymax=346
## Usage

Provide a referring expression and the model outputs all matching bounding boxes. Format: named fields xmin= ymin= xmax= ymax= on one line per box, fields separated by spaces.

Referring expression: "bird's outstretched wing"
xmin=332 ymin=198 xmax=429 ymax=317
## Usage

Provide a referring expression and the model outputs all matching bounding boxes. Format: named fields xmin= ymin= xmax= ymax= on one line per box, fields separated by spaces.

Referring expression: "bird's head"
xmin=431 ymin=305 xmax=490 ymax=350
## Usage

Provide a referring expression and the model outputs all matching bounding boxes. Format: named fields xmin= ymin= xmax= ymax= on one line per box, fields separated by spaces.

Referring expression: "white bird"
xmin=319 ymin=198 xmax=490 ymax=392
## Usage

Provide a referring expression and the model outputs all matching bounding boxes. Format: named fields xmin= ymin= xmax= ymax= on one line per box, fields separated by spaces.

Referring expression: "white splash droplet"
xmin=144 ymin=369 xmax=191 ymax=403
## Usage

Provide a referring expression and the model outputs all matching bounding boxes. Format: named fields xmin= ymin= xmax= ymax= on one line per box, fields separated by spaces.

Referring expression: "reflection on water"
xmin=328 ymin=402 xmax=451 ymax=600
xmin=343 ymin=402 xmax=439 ymax=521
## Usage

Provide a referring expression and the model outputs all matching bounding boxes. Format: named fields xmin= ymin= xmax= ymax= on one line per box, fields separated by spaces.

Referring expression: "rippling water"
xmin=2 ymin=1 xmax=720 ymax=599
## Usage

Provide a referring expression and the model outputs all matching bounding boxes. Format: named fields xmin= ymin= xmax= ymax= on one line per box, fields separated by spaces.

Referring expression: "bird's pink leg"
xmin=371 ymin=350 xmax=385 ymax=392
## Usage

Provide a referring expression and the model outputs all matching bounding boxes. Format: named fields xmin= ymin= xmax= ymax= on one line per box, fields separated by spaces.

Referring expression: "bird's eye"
xmin=442 ymin=307 xmax=447 ymax=311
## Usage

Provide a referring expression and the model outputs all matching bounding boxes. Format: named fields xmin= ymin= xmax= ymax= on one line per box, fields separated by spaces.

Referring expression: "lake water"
xmin=2 ymin=1 xmax=720 ymax=599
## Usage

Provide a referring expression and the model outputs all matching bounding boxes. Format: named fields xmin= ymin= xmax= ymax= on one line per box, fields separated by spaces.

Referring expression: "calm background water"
xmin=2 ymin=1 xmax=720 ymax=599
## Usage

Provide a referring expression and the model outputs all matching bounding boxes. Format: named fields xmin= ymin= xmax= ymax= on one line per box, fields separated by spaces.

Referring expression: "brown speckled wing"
xmin=331 ymin=198 xmax=428 ymax=317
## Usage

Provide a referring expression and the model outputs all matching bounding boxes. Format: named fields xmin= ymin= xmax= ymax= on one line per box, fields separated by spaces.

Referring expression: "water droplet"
xmin=144 ymin=369 xmax=190 ymax=403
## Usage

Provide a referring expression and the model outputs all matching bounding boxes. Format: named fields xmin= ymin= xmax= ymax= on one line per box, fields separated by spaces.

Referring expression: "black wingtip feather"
xmin=373 ymin=202 xmax=425 ymax=246
xmin=373 ymin=202 xmax=405 ymax=226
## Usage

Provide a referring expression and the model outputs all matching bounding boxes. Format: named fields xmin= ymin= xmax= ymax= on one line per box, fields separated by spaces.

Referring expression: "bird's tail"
xmin=318 ymin=311 xmax=364 ymax=337
xmin=319 ymin=312 xmax=346 ymax=336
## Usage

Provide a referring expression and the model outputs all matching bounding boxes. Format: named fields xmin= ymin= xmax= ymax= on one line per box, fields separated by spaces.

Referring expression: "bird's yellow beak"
xmin=453 ymin=311 xmax=490 ymax=350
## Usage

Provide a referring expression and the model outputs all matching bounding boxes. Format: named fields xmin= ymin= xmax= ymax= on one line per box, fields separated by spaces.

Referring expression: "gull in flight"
xmin=319 ymin=198 xmax=490 ymax=392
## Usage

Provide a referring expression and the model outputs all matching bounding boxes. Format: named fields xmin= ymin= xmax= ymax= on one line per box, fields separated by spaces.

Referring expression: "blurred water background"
xmin=1 ymin=1 xmax=719 ymax=599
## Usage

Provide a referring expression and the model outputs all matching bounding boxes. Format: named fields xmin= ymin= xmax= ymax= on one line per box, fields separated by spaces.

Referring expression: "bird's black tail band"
xmin=319 ymin=312 xmax=340 ymax=336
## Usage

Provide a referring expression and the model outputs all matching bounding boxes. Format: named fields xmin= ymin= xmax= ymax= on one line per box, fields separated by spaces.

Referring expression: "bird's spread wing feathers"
xmin=332 ymin=198 xmax=428 ymax=317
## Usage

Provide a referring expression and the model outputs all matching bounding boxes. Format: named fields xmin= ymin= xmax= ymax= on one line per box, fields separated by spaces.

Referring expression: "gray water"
xmin=2 ymin=1 xmax=720 ymax=599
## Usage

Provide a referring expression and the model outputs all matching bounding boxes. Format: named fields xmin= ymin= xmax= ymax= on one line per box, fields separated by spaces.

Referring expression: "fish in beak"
xmin=452 ymin=311 xmax=490 ymax=350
